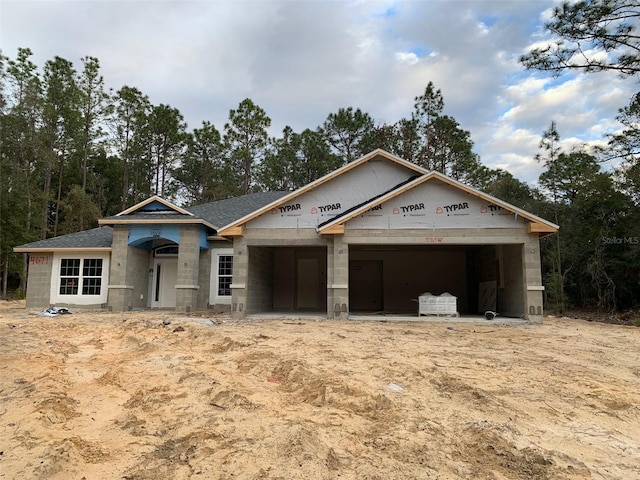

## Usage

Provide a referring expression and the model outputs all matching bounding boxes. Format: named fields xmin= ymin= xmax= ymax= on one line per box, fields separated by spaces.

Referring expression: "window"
xmin=59 ymin=258 xmax=103 ymax=296
xmin=217 ymin=255 xmax=233 ymax=296
xmin=82 ymin=259 xmax=103 ymax=295
xmin=154 ymin=245 xmax=179 ymax=256
xmin=60 ymin=259 xmax=80 ymax=295
xmin=210 ymin=249 xmax=233 ymax=305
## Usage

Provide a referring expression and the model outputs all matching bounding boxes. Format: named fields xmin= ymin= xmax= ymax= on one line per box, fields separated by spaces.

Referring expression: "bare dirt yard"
xmin=0 ymin=300 xmax=639 ymax=480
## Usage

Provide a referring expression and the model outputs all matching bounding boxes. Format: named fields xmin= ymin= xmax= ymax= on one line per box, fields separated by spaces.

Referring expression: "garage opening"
xmin=246 ymin=246 xmax=327 ymax=315
xmin=348 ymin=244 xmax=524 ymax=317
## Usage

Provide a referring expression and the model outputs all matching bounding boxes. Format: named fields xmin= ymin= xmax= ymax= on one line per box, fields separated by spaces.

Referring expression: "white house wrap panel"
xmin=346 ymin=179 xmax=527 ymax=230
xmin=247 ymin=158 xmax=418 ymax=229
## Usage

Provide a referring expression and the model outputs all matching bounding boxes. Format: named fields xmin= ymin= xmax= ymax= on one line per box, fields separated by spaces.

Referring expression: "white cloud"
xmin=1 ymin=0 xmax=636 ymax=186
xmin=395 ymin=52 xmax=419 ymax=65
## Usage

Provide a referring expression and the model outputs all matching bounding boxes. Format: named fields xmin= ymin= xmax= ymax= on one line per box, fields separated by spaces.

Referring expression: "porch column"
xmin=330 ymin=236 xmax=349 ymax=320
xmin=523 ymin=236 xmax=544 ymax=324
xmin=231 ymin=237 xmax=248 ymax=319
xmin=176 ymin=225 xmax=201 ymax=313
xmin=108 ymin=226 xmax=134 ymax=312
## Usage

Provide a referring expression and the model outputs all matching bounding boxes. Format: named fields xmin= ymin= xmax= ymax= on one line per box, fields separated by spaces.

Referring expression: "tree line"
xmin=1 ymin=0 xmax=639 ymax=313
xmin=0 ymin=48 xmax=493 ymax=291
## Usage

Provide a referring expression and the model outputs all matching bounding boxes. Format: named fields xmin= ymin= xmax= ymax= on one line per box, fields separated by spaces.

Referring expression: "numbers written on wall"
xmin=29 ymin=256 xmax=49 ymax=265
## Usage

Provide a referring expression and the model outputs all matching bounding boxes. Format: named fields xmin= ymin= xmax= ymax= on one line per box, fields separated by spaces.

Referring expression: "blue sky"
xmin=1 ymin=0 xmax=635 ymax=184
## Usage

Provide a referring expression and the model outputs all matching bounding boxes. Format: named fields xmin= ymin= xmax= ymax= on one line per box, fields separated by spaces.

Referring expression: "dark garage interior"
xmin=348 ymin=244 xmax=525 ymax=317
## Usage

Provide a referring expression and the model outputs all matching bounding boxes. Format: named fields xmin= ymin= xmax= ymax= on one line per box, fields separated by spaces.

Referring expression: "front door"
xmin=152 ymin=258 xmax=177 ymax=308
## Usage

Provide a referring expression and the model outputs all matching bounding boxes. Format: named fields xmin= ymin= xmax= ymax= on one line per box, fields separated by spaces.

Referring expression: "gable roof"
xmin=99 ymin=195 xmax=216 ymax=228
xmin=99 ymin=192 xmax=290 ymax=231
xmin=217 ymin=149 xmax=427 ymax=236
xmin=118 ymin=195 xmax=193 ymax=216
xmin=14 ymin=193 xmax=290 ymax=252
xmin=13 ymin=227 xmax=113 ymax=253
xmin=316 ymin=170 xmax=559 ymax=236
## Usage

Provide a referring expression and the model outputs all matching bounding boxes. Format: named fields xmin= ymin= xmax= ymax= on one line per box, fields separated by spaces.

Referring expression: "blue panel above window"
xmin=128 ymin=224 xmax=181 ymax=247
xmin=127 ymin=224 xmax=209 ymax=250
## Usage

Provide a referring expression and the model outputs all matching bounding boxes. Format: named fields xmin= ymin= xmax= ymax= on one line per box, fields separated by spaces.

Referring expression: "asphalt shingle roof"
xmin=15 ymin=192 xmax=289 ymax=251
xmin=15 ymin=226 xmax=113 ymax=250
xmin=188 ymin=191 xmax=289 ymax=228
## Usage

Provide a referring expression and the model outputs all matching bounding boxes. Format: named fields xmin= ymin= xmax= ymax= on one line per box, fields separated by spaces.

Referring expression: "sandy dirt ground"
xmin=0 ymin=301 xmax=639 ymax=480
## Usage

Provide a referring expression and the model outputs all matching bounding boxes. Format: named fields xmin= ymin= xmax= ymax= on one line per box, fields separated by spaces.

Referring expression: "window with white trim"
xmin=59 ymin=258 xmax=103 ymax=296
xmin=210 ymin=248 xmax=233 ymax=305
xmin=217 ymin=255 xmax=233 ymax=296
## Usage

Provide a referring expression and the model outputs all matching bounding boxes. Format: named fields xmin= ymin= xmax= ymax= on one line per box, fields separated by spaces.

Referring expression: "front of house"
xmin=15 ymin=150 xmax=557 ymax=322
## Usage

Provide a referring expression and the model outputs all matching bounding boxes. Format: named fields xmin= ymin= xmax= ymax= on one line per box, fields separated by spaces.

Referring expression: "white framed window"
xmin=218 ymin=255 xmax=233 ymax=296
xmin=51 ymin=254 xmax=109 ymax=305
xmin=210 ymin=248 xmax=233 ymax=305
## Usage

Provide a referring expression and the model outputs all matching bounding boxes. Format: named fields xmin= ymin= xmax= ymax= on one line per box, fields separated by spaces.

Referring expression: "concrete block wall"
xmin=108 ymin=226 xmax=134 ymax=311
xmin=326 ymin=241 xmax=334 ymax=317
xmin=523 ymin=236 xmax=544 ymax=323
xmin=108 ymin=226 xmax=150 ymax=311
xmin=331 ymin=236 xmax=349 ymax=319
xmin=197 ymin=248 xmax=211 ymax=311
xmin=230 ymin=225 xmax=547 ymax=323
xmin=25 ymin=253 xmax=54 ymax=309
xmin=176 ymin=225 xmax=201 ymax=313
xmin=247 ymin=246 xmax=274 ymax=314
xmin=231 ymin=237 xmax=248 ymax=318
xmin=497 ymin=244 xmax=525 ymax=318
xmin=231 ymin=229 xmax=330 ymax=319
xmin=128 ymin=246 xmax=150 ymax=310
xmin=341 ymin=227 xmax=540 ymax=321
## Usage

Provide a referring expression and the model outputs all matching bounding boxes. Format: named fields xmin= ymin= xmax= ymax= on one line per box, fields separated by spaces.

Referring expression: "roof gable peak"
xmin=116 ymin=195 xmax=193 ymax=217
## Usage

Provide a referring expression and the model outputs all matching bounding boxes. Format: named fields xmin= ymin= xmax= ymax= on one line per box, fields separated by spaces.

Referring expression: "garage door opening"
xmin=348 ymin=244 xmax=524 ymax=317
xmin=246 ymin=246 xmax=328 ymax=315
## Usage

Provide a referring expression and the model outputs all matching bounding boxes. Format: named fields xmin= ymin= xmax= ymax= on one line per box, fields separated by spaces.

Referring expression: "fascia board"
xmin=98 ymin=218 xmax=217 ymax=230
xmin=14 ymin=247 xmax=112 ymax=253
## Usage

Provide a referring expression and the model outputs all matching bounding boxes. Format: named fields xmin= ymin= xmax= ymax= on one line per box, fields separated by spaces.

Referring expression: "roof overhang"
xmin=98 ymin=218 xmax=217 ymax=230
xmin=206 ymin=235 xmax=233 ymax=242
xmin=13 ymin=247 xmax=112 ymax=254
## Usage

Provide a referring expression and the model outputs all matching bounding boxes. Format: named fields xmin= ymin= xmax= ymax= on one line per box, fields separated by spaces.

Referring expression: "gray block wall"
xmin=108 ymin=226 xmax=134 ymax=311
xmin=24 ymin=253 xmax=54 ymax=309
xmin=247 ymin=246 xmax=274 ymax=313
xmin=523 ymin=235 xmax=544 ymax=323
xmin=230 ymin=225 xmax=547 ymax=323
xmin=108 ymin=226 xmax=150 ymax=311
xmin=176 ymin=225 xmax=201 ymax=313
xmin=231 ymin=237 xmax=248 ymax=318
xmin=331 ymin=236 xmax=349 ymax=320
xmin=197 ymin=247 xmax=211 ymax=311
xmin=496 ymin=244 xmax=525 ymax=318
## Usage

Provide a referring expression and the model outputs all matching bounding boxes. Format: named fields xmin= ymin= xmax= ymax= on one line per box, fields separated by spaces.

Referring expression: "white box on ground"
xmin=418 ymin=292 xmax=458 ymax=317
